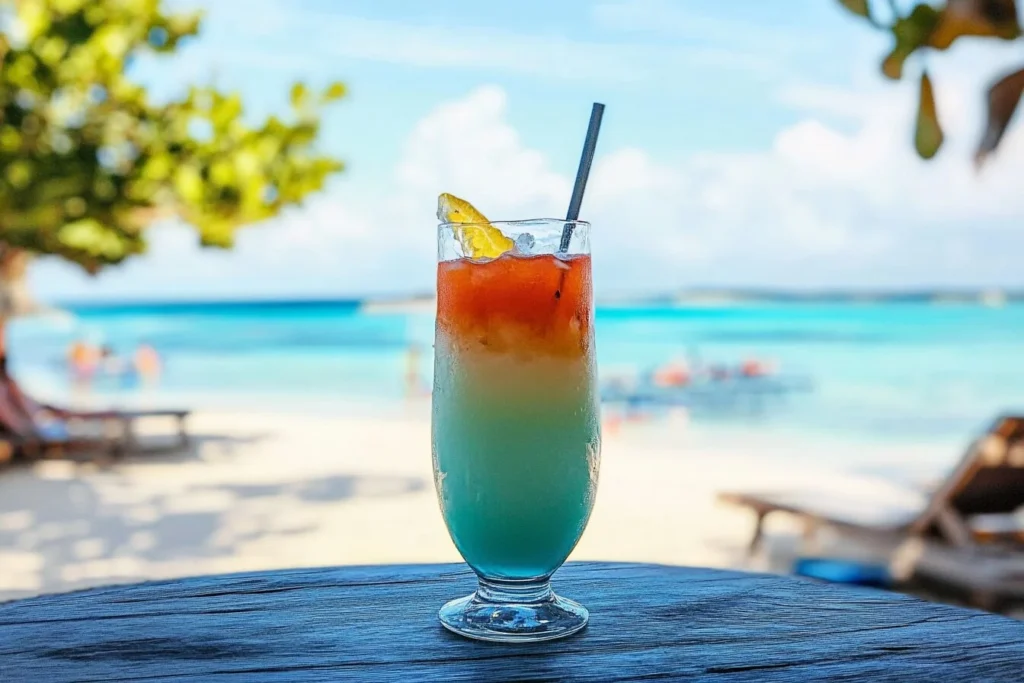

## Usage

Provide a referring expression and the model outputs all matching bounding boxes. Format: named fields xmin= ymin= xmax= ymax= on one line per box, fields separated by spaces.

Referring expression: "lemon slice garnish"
xmin=437 ymin=193 xmax=514 ymax=259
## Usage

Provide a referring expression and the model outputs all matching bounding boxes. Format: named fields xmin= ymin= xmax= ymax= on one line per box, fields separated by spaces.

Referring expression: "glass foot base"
xmin=438 ymin=578 xmax=588 ymax=643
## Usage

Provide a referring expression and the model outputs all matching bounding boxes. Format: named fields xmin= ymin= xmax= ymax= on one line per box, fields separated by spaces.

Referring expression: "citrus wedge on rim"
xmin=437 ymin=193 xmax=514 ymax=259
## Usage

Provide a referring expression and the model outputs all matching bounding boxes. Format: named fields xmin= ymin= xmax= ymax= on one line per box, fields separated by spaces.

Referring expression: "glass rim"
xmin=437 ymin=217 xmax=590 ymax=230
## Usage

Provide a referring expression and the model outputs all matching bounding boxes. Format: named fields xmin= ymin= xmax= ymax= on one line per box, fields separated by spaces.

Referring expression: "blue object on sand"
xmin=793 ymin=557 xmax=891 ymax=588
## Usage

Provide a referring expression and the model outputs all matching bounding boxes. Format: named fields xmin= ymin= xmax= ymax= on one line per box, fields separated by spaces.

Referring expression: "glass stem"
xmin=476 ymin=576 xmax=554 ymax=604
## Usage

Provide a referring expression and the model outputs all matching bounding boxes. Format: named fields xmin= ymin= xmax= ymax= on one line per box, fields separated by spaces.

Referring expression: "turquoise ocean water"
xmin=9 ymin=300 xmax=1024 ymax=454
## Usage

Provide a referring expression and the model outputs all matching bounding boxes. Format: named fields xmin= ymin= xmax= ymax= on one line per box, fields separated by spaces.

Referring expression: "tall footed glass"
xmin=432 ymin=218 xmax=601 ymax=643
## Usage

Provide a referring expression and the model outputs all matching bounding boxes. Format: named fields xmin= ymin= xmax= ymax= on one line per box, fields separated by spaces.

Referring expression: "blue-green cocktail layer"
xmin=432 ymin=341 xmax=601 ymax=580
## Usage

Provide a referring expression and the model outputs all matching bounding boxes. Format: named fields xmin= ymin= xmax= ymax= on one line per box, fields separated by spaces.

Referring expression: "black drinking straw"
xmin=559 ymin=102 xmax=605 ymax=253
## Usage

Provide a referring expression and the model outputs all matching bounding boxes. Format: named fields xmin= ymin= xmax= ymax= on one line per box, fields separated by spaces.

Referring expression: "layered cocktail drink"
xmin=432 ymin=195 xmax=601 ymax=642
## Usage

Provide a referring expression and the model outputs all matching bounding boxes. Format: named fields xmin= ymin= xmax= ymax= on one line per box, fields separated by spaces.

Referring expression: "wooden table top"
xmin=1 ymin=562 xmax=1022 ymax=682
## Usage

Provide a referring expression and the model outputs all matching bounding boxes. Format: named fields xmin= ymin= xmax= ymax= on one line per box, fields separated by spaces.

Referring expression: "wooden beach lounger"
xmin=891 ymin=537 xmax=1024 ymax=613
xmin=719 ymin=415 xmax=1024 ymax=553
xmin=56 ymin=408 xmax=191 ymax=452
xmin=14 ymin=431 xmax=127 ymax=461
xmin=0 ymin=391 xmax=126 ymax=462
xmin=1 ymin=372 xmax=191 ymax=453
xmin=0 ymin=398 xmax=186 ymax=462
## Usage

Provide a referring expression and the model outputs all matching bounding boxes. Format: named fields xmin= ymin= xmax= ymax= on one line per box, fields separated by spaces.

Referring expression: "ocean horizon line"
xmin=50 ymin=287 xmax=1020 ymax=311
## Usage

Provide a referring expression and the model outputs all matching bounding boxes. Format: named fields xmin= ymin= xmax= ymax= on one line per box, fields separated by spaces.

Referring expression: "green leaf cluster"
xmin=836 ymin=0 xmax=1023 ymax=164
xmin=0 ymin=0 xmax=345 ymax=273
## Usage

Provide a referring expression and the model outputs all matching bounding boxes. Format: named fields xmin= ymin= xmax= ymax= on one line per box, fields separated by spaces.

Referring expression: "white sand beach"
xmin=0 ymin=405 xmax=950 ymax=602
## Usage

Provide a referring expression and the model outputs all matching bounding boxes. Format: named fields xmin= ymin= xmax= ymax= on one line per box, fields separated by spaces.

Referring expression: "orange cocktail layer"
xmin=436 ymin=253 xmax=593 ymax=359
xmin=432 ymin=253 xmax=600 ymax=580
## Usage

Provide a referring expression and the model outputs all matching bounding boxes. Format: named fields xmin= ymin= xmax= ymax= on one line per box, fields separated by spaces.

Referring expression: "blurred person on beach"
xmin=405 ymin=343 xmax=427 ymax=398
xmin=653 ymin=357 xmax=691 ymax=388
xmin=740 ymin=358 xmax=778 ymax=379
xmin=67 ymin=339 xmax=99 ymax=393
xmin=134 ymin=343 xmax=162 ymax=389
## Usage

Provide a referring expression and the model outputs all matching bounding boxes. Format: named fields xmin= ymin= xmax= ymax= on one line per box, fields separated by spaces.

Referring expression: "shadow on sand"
xmin=0 ymin=431 xmax=427 ymax=601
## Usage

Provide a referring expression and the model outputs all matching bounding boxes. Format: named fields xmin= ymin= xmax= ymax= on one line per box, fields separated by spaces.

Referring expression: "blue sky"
xmin=29 ymin=0 xmax=1024 ymax=301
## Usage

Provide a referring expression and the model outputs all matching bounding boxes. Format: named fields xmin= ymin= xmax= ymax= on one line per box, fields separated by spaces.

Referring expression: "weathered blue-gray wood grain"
xmin=1 ymin=562 xmax=1022 ymax=682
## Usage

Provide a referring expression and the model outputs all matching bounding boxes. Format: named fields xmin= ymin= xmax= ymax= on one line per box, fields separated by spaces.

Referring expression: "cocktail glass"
xmin=432 ymin=218 xmax=601 ymax=642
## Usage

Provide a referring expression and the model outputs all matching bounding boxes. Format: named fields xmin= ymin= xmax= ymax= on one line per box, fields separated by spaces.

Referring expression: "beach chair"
xmin=50 ymin=407 xmax=191 ymax=452
xmin=7 ymin=380 xmax=191 ymax=452
xmin=14 ymin=431 xmax=127 ymax=461
xmin=0 ymin=394 xmax=126 ymax=462
xmin=719 ymin=415 xmax=1024 ymax=553
xmin=890 ymin=537 xmax=1024 ymax=614
xmin=0 ymin=364 xmax=190 ymax=453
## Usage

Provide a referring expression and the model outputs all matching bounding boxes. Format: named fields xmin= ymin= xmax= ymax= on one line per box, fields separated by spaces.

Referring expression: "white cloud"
xmin=589 ymin=61 xmax=1024 ymax=290
xmin=29 ymin=80 xmax=1024 ymax=302
xmin=588 ymin=71 xmax=1024 ymax=289
xmin=395 ymin=86 xmax=570 ymax=220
